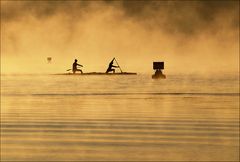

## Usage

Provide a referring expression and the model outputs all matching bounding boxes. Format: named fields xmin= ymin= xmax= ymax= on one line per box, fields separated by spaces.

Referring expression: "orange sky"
xmin=1 ymin=1 xmax=239 ymax=74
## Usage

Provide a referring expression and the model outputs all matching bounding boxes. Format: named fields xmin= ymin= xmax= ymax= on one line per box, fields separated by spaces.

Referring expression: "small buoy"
xmin=47 ymin=57 xmax=52 ymax=63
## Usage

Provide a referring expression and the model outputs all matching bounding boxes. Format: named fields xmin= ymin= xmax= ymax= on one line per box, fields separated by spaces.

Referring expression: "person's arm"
xmin=112 ymin=65 xmax=119 ymax=68
xmin=77 ymin=63 xmax=83 ymax=67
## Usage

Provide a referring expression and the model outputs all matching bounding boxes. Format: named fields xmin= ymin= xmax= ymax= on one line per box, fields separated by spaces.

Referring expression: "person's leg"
xmin=106 ymin=68 xmax=110 ymax=73
xmin=77 ymin=69 xmax=83 ymax=73
xmin=106 ymin=69 xmax=114 ymax=73
xmin=109 ymin=69 xmax=114 ymax=73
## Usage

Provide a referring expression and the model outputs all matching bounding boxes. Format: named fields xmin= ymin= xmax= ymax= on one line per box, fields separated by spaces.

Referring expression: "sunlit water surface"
xmin=1 ymin=74 xmax=239 ymax=161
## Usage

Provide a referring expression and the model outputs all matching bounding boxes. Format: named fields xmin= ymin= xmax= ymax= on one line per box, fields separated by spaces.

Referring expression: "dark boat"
xmin=54 ymin=72 xmax=137 ymax=75
xmin=61 ymin=58 xmax=137 ymax=76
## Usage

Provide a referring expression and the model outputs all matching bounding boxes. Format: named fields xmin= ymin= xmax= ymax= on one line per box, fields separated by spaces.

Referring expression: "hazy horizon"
xmin=1 ymin=1 xmax=239 ymax=74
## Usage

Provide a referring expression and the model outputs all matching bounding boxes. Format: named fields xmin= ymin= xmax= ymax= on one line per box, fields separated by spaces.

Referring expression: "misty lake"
xmin=1 ymin=74 xmax=239 ymax=161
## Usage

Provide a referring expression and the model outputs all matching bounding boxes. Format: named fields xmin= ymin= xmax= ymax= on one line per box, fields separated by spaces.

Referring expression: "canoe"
xmin=55 ymin=72 xmax=137 ymax=75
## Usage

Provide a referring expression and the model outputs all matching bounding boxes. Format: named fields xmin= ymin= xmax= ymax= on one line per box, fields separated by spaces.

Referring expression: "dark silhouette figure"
xmin=106 ymin=58 xmax=119 ymax=73
xmin=72 ymin=59 xmax=83 ymax=74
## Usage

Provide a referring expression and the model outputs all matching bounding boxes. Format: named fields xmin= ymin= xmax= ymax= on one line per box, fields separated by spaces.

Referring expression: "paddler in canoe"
xmin=72 ymin=59 xmax=83 ymax=74
xmin=106 ymin=58 xmax=120 ymax=73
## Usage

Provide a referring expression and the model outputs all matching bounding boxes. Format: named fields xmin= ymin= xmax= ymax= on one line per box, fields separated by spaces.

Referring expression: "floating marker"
xmin=152 ymin=61 xmax=166 ymax=79
xmin=47 ymin=57 xmax=52 ymax=63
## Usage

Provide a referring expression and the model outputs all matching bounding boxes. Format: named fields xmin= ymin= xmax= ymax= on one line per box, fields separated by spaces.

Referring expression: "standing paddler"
xmin=106 ymin=58 xmax=120 ymax=73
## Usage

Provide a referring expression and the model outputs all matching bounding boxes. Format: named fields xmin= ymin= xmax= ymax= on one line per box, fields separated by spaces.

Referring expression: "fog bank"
xmin=1 ymin=1 xmax=239 ymax=74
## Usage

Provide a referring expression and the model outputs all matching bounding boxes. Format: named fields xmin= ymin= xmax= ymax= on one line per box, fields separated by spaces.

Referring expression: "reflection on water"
xmin=1 ymin=74 xmax=239 ymax=161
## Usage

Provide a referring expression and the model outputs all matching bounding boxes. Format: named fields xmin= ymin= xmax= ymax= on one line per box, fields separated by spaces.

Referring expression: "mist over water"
xmin=1 ymin=1 xmax=239 ymax=74
xmin=1 ymin=74 xmax=239 ymax=161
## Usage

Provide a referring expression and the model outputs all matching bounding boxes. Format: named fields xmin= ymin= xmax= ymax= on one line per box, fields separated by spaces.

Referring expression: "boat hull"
xmin=55 ymin=72 xmax=137 ymax=75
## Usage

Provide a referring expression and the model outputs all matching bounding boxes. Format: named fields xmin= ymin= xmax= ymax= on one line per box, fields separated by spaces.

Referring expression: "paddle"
xmin=114 ymin=58 xmax=123 ymax=73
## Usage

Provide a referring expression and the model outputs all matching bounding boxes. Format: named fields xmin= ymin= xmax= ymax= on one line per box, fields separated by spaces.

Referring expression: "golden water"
xmin=1 ymin=74 xmax=239 ymax=161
